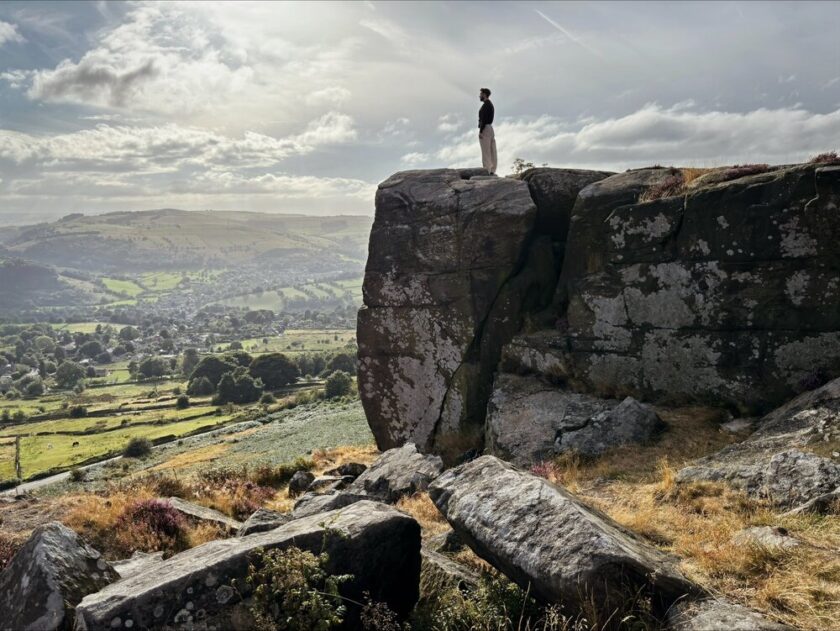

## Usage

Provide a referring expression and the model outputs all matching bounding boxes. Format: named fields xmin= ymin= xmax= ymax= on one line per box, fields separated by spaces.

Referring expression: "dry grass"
xmin=529 ymin=406 xmax=840 ymax=630
xmin=397 ymin=492 xmax=451 ymax=537
xmin=310 ymin=443 xmax=379 ymax=474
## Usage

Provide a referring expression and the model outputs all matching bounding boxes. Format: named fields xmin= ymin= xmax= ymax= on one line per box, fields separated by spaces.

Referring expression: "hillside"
xmin=0 ymin=209 xmax=373 ymax=273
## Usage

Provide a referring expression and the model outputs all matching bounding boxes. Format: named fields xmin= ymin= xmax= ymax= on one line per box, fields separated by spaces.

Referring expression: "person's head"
xmin=479 ymin=88 xmax=491 ymax=102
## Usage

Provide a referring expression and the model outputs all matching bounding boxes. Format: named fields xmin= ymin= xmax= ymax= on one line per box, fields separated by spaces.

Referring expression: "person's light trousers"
xmin=479 ymin=124 xmax=497 ymax=174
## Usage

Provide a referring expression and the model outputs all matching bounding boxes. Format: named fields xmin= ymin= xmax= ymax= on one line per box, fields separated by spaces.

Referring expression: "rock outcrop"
xmin=0 ymin=522 xmax=117 ymax=631
xmin=667 ymin=598 xmax=793 ymax=631
xmin=166 ymin=496 xmax=242 ymax=532
xmin=237 ymin=508 xmax=292 ymax=537
xmin=348 ymin=442 xmax=443 ymax=502
xmin=429 ymin=456 xmax=699 ymax=616
xmin=358 ymin=168 xmax=581 ymax=461
xmin=74 ymin=501 xmax=421 ymax=630
xmin=678 ymin=377 xmax=840 ymax=507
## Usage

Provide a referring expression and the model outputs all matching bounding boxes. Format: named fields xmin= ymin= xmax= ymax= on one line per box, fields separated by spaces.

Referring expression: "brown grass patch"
xmin=396 ymin=492 xmax=451 ymax=537
xmin=148 ymin=442 xmax=231 ymax=473
xmin=310 ymin=443 xmax=379 ymax=474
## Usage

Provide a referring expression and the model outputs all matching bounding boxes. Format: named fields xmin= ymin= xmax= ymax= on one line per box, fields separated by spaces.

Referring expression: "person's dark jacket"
xmin=478 ymin=100 xmax=494 ymax=131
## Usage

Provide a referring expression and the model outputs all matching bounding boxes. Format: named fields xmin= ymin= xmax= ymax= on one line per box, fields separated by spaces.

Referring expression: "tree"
xmin=187 ymin=376 xmax=215 ymax=396
xmin=175 ymin=394 xmax=190 ymax=409
xmin=33 ymin=335 xmax=55 ymax=353
xmin=215 ymin=370 xmax=263 ymax=404
xmin=249 ymin=353 xmax=299 ymax=390
xmin=189 ymin=355 xmax=237 ymax=388
xmin=25 ymin=379 xmax=45 ymax=397
xmin=138 ymin=356 xmax=169 ymax=379
xmin=223 ymin=350 xmax=253 ymax=368
xmin=119 ymin=326 xmax=140 ymax=341
xmin=79 ymin=340 xmax=103 ymax=358
xmin=324 ymin=371 xmax=353 ymax=399
xmin=96 ymin=351 xmax=112 ymax=364
xmin=55 ymin=360 xmax=86 ymax=389
xmin=181 ymin=348 xmax=200 ymax=376
xmin=229 ymin=340 xmax=243 ymax=350
xmin=326 ymin=353 xmax=356 ymax=376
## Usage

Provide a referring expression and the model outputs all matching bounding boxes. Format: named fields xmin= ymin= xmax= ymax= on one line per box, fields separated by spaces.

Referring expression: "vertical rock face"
xmin=358 ymin=169 xmax=554 ymax=461
xmin=555 ymin=164 xmax=840 ymax=411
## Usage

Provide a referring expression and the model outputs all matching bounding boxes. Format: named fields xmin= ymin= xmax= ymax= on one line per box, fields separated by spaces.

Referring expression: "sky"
xmin=1 ymin=1 xmax=840 ymax=222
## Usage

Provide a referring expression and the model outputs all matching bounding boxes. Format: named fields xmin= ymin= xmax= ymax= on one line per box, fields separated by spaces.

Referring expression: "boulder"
xmin=307 ymin=475 xmax=352 ymax=494
xmin=325 ymin=462 xmax=367 ymax=479
xmin=425 ymin=528 xmax=464 ymax=554
xmin=0 ymin=522 xmax=117 ymax=631
xmin=74 ymin=501 xmax=421 ymax=631
xmin=166 ymin=496 xmax=241 ymax=532
xmin=237 ymin=508 xmax=292 ymax=537
xmin=292 ymin=491 xmax=370 ymax=519
xmin=555 ymin=395 xmax=665 ymax=456
xmin=420 ymin=547 xmax=479 ymax=591
xmin=429 ymin=456 xmax=699 ymax=616
xmin=678 ymin=378 xmax=840 ymax=507
xmin=111 ymin=551 xmax=165 ymax=580
xmin=783 ymin=487 xmax=840 ymax=516
xmin=288 ymin=470 xmax=315 ymax=497
xmin=667 ymin=598 xmax=793 ymax=631
xmin=348 ymin=443 xmax=444 ymax=502
xmin=551 ymin=164 xmax=840 ymax=410
xmin=358 ymin=168 xmax=558 ymax=461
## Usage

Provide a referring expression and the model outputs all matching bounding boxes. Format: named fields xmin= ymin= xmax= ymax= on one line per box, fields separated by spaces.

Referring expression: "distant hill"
xmin=0 ymin=257 xmax=88 ymax=309
xmin=0 ymin=209 xmax=373 ymax=273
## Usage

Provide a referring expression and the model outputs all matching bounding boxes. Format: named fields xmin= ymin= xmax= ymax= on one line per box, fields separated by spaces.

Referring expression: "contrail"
xmin=534 ymin=9 xmax=605 ymax=60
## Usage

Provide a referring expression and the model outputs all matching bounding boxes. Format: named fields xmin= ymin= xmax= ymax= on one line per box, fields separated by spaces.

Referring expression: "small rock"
xmin=348 ymin=443 xmax=443 ymax=503
xmin=237 ymin=508 xmax=292 ymax=537
xmin=324 ymin=462 xmax=367 ymax=479
xmin=731 ymin=526 xmax=800 ymax=550
xmin=421 ymin=548 xmax=478 ymax=591
xmin=166 ymin=497 xmax=241 ymax=533
xmin=667 ymin=597 xmax=793 ymax=630
xmin=0 ymin=522 xmax=118 ymax=631
xmin=425 ymin=528 xmax=464 ymax=554
xmin=306 ymin=475 xmax=353 ymax=494
xmin=288 ymin=470 xmax=315 ymax=497
xmin=783 ymin=487 xmax=840 ymax=516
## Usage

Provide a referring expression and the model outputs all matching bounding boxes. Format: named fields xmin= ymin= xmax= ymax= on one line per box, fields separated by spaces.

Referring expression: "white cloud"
xmin=0 ymin=21 xmax=24 ymax=46
xmin=400 ymin=152 xmax=430 ymax=165
xmin=433 ymin=104 xmax=840 ymax=173
xmin=437 ymin=113 xmax=461 ymax=133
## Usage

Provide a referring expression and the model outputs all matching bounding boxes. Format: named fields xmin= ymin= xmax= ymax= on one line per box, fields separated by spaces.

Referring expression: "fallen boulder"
xmin=667 ymin=598 xmax=793 ymax=630
xmin=348 ymin=443 xmax=443 ymax=502
xmin=325 ymin=462 xmax=367 ymax=479
xmin=74 ymin=501 xmax=421 ymax=630
xmin=429 ymin=456 xmax=699 ymax=616
xmin=421 ymin=547 xmax=478 ymax=591
xmin=783 ymin=487 xmax=840 ymax=516
xmin=307 ymin=474 xmax=352 ymax=494
xmin=677 ymin=378 xmax=840 ymax=507
xmin=292 ymin=491 xmax=369 ymax=519
xmin=237 ymin=508 xmax=292 ymax=537
xmin=166 ymin=496 xmax=241 ymax=532
xmin=111 ymin=551 xmax=165 ymax=580
xmin=0 ymin=522 xmax=117 ymax=631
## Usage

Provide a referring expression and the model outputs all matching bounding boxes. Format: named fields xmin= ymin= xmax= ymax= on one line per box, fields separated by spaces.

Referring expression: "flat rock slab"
xmin=678 ymin=378 xmax=840 ymax=507
xmin=166 ymin=496 xmax=242 ymax=532
xmin=348 ymin=443 xmax=443 ymax=502
xmin=292 ymin=491 xmax=370 ymax=519
xmin=74 ymin=501 xmax=421 ymax=631
xmin=0 ymin=522 xmax=117 ymax=631
xmin=667 ymin=598 xmax=793 ymax=630
xmin=421 ymin=547 xmax=479 ymax=591
xmin=429 ymin=456 xmax=699 ymax=616
xmin=237 ymin=508 xmax=292 ymax=537
xmin=111 ymin=551 xmax=165 ymax=580
xmin=731 ymin=526 xmax=800 ymax=550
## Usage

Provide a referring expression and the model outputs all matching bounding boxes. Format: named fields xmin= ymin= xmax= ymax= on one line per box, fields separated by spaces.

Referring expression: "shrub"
xmin=113 ymin=499 xmax=189 ymax=556
xmin=324 ymin=371 xmax=353 ymax=399
xmin=639 ymin=171 xmax=684 ymax=202
xmin=809 ymin=151 xmax=840 ymax=164
xmin=152 ymin=475 xmax=190 ymax=498
xmin=236 ymin=547 xmax=350 ymax=631
xmin=123 ymin=437 xmax=153 ymax=458
xmin=214 ymin=370 xmax=262 ymax=405
xmin=187 ymin=375 xmax=215 ymax=396
xmin=69 ymin=405 xmax=88 ymax=418
xmin=175 ymin=394 xmax=190 ymax=409
xmin=260 ymin=392 xmax=277 ymax=405
xmin=69 ymin=467 xmax=87 ymax=482
xmin=251 ymin=456 xmax=314 ymax=487
xmin=326 ymin=353 xmax=356 ymax=376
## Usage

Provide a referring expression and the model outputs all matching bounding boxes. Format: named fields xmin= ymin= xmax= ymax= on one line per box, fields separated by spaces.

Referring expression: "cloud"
xmin=400 ymin=152 xmax=430 ymax=165
xmin=0 ymin=21 xmax=24 ymax=46
xmin=437 ymin=113 xmax=461 ymax=133
xmin=432 ymin=103 xmax=840 ymax=172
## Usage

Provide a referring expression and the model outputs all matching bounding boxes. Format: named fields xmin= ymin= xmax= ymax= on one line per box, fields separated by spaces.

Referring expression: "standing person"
xmin=478 ymin=88 xmax=497 ymax=175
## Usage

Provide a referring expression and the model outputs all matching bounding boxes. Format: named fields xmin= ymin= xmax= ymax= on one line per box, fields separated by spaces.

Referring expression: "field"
xmin=215 ymin=276 xmax=363 ymax=312
xmin=234 ymin=329 xmax=356 ymax=355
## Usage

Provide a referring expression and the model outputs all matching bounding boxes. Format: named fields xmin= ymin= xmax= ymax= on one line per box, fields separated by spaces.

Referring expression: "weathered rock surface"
xmin=307 ymin=474 xmax=352 ymax=494
xmin=429 ymin=456 xmax=699 ymax=615
xmin=420 ymin=547 xmax=479 ymax=591
xmin=0 ymin=522 xmax=117 ymax=631
xmin=486 ymin=374 xmax=663 ymax=464
xmin=111 ymin=551 xmax=165 ymax=580
xmin=357 ymin=168 xmax=572 ymax=461
xmin=325 ymin=462 xmax=367 ymax=479
xmin=667 ymin=598 xmax=793 ymax=631
xmin=348 ymin=443 xmax=443 ymax=502
xmin=74 ymin=501 xmax=421 ymax=631
xmin=731 ymin=526 xmax=800 ymax=550
xmin=292 ymin=490 xmax=370 ymax=519
xmin=425 ymin=528 xmax=464 ymax=553
xmin=552 ymin=164 xmax=840 ymax=411
xmin=287 ymin=470 xmax=315 ymax=497
xmin=783 ymin=487 xmax=840 ymax=515
xmin=237 ymin=508 xmax=292 ymax=537
xmin=166 ymin=496 xmax=241 ymax=532
xmin=678 ymin=378 xmax=840 ymax=506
